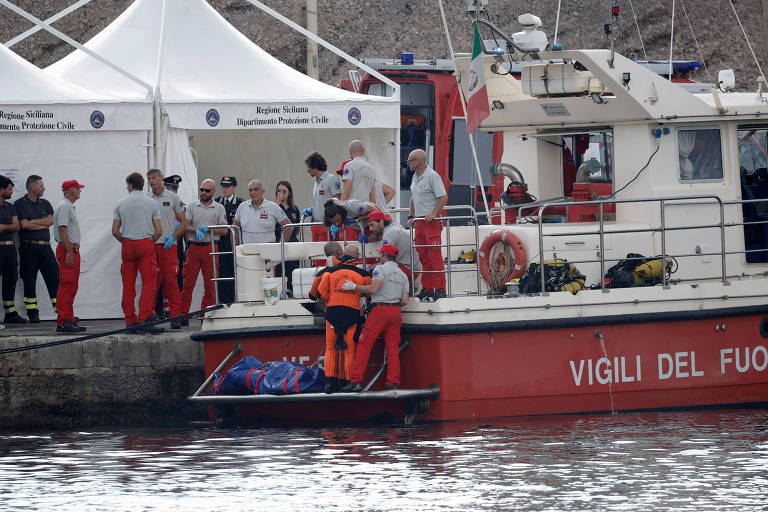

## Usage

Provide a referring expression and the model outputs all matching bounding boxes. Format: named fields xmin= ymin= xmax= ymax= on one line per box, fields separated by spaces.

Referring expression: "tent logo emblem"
xmin=206 ymin=109 xmax=220 ymax=127
xmin=347 ymin=107 xmax=361 ymax=125
xmin=90 ymin=110 xmax=105 ymax=129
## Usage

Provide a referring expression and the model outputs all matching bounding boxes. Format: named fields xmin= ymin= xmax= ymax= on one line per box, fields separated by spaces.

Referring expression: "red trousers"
xmin=324 ymin=321 xmax=357 ymax=380
xmin=414 ymin=220 xmax=445 ymax=293
xmin=181 ymin=243 xmax=216 ymax=315
xmin=351 ymin=305 xmax=402 ymax=387
xmin=121 ymin=239 xmax=157 ymax=325
xmin=155 ymin=244 xmax=182 ymax=317
xmin=55 ymin=245 xmax=80 ymax=326
xmin=311 ymin=225 xmax=329 ymax=242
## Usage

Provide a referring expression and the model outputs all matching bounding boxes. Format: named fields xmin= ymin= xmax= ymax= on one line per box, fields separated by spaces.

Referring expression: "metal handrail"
xmin=410 ymin=214 xmax=481 ymax=297
xmin=206 ymin=224 xmax=241 ymax=304
xmin=535 ymin=195 xmax=728 ymax=295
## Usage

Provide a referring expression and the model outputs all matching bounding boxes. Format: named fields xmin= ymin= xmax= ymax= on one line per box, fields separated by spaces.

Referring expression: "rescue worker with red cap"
xmin=303 ymin=152 xmax=341 ymax=242
xmin=317 ymin=244 xmax=371 ymax=393
xmin=323 ymin=198 xmax=378 ymax=242
xmin=112 ymin=172 xmax=164 ymax=334
xmin=53 ymin=179 xmax=86 ymax=333
xmin=147 ymin=169 xmax=187 ymax=329
xmin=407 ymin=149 xmax=448 ymax=301
xmin=341 ymin=243 xmax=410 ymax=392
xmin=365 ymin=210 xmax=422 ymax=287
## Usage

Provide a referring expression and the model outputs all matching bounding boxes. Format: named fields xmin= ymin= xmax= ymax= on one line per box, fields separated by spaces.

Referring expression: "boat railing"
xmin=206 ymin=224 xmax=242 ymax=304
xmin=533 ymin=194 xmax=739 ymax=295
xmin=410 ymin=205 xmax=482 ymax=297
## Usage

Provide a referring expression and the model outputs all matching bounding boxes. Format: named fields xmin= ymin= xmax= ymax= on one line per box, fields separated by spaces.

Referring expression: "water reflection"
xmin=1 ymin=409 xmax=767 ymax=510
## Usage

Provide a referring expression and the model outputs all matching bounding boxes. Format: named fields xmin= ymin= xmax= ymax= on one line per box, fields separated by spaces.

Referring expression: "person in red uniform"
xmin=112 ymin=172 xmax=164 ymax=334
xmin=53 ymin=180 xmax=85 ymax=333
xmin=317 ymin=245 xmax=370 ymax=393
xmin=181 ymin=179 xmax=227 ymax=323
xmin=147 ymin=169 xmax=187 ymax=329
xmin=407 ymin=149 xmax=448 ymax=301
xmin=341 ymin=244 xmax=410 ymax=392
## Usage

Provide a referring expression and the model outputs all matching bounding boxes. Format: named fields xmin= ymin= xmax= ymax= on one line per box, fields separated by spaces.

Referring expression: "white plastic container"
xmin=292 ymin=267 xmax=319 ymax=299
xmin=522 ymin=61 xmax=604 ymax=97
xmin=262 ymin=277 xmax=282 ymax=305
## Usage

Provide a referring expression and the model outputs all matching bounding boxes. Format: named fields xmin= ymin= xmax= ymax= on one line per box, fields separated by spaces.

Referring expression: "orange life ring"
xmin=478 ymin=230 xmax=527 ymax=285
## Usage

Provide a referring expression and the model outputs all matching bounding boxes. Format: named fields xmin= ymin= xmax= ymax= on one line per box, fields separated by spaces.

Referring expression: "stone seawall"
xmin=0 ymin=332 xmax=208 ymax=430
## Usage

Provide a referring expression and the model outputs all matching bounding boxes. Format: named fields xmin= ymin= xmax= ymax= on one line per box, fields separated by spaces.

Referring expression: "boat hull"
xmin=194 ymin=310 xmax=768 ymax=423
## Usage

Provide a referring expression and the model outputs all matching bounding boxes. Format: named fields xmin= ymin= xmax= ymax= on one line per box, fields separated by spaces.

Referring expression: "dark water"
xmin=1 ymin=409 xmax=767 ymax=511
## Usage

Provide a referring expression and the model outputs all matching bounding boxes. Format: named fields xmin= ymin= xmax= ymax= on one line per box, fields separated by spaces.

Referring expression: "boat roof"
xmin=479 ymin=49 xmax=768 ymax=131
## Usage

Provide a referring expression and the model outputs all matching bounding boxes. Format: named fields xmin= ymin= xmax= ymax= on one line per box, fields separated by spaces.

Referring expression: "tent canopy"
xmin=47 ymin=0 xmax=399 ymax=130
xmin=0 ymin=44 xmax=151 ymax=320
xmin=47 ymin=0 xmax=400 ymax=212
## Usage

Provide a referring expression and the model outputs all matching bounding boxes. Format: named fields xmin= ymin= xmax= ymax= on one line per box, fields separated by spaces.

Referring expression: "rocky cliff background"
xmin=1 ymin=0 xmax=767 ymax=90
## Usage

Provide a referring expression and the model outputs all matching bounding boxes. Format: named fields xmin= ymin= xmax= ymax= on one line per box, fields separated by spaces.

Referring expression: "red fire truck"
xmin=340 ymin=55 xmax=504 ymax=221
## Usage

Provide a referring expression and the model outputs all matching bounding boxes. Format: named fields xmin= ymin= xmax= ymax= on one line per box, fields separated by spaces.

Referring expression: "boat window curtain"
xmin=678 ymin=128 xmax=723 ymax=181
xmin=678 ymin=130 xmax=696 ymax=180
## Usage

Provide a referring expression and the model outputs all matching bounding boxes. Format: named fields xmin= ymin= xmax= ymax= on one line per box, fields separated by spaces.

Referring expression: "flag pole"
xmin=436 ymin=0 xmax=492 ymax=222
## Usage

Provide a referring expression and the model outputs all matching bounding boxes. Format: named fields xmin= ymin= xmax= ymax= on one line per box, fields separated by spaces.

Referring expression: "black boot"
xmin=340 ymin=382 xmax=363 ymax=393
xmin=4 ymin=311 xmax=28 ymax=324
xmin=27 ymin=309 xmax=40 ymax=323
xmin=324 ymin=377 xmax=338 ymax=394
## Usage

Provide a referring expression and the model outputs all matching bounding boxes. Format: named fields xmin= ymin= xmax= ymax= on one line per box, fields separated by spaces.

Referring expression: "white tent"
xmin=0 ymin=44 xmax=152 ymax=320
xmin=47 ymin=0 xmax=401 ymax=212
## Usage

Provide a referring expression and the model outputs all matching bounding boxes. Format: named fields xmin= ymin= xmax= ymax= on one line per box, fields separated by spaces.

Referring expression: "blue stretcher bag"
xmin=211 ymin=356 xmax=325 ymax=395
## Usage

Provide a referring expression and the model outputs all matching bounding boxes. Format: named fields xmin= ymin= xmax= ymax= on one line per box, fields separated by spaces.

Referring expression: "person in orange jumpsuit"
xmin=317 ymin=244 xmax=370 ymax=393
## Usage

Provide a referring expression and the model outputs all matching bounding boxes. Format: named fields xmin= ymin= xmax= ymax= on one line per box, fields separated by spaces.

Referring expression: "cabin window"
xmin=738 ymin=126 xmax=768 ymax=263
xmin=559 ymin=130 xmax=613 ymax=197
xmin=676 ymin=127 xmax=723 ymax=181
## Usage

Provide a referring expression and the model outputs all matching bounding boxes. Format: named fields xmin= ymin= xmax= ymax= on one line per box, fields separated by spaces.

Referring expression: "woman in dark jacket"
xmin=274 ymin=180 xmax=300 ymax=294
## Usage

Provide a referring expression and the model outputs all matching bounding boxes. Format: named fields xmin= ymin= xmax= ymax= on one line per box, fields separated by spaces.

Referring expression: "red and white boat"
xmin=190 ymin=13 xmax=768 ymax=424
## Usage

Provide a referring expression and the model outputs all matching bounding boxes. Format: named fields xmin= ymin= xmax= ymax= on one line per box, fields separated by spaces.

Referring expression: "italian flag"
xmin=466 ymin=24 xmax=490 ymax=133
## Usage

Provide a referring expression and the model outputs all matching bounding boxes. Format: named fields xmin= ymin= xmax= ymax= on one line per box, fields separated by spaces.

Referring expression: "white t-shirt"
xmin=235 ymin=199 xmax=288 ymax=243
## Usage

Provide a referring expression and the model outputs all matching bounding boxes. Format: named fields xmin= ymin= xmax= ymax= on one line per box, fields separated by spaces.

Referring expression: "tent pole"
xmin=242 ymin=0 xmax=399 ymax=98
xmin=0 ymin=0 xmax=153 ymax=96
xmin=4 ymin=0 xmax=93 ymax=48
xmin=151 ymin=0 xmax=169 ymax=169
xmin=305 ymin=0 xmax=318 ymax=79
xmin=436 ymin=0 xmax=491 ymax=221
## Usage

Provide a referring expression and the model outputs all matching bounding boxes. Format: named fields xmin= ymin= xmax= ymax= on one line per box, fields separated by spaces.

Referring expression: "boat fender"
xmin=760 ymin=317 xmax=768 ymax=339
xmin=478 ymin=230 xmax=527 ymax=286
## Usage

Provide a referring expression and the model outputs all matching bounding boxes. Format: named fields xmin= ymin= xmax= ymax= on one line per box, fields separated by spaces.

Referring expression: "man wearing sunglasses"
xmin=181 ymin=179 xmax=227 ymax=322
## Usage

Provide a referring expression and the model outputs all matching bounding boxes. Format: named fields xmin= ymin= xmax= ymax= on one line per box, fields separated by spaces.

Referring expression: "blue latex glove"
xmin=163 ymin=235 xmax=176 ymax=249
xmin=302 ymin=208 xmax=313 ymax=217
xmin=195 ymin=225 xmax=209 ymax=240
xmin=330 ymin=224 xmax=340 ymax=238
xmin=358 ymin=233 xmax=368 ymax=244
xmin=344 ymin=217 xmax=357 ymax=226
xmin=174 ymin=220 xmax=180 ymax=230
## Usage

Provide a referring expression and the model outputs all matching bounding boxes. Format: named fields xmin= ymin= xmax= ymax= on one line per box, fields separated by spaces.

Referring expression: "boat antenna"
xmin=606 ymin=0 xmax=620 ymax=68
xmin=553 ymin=0 xmax=562 ymax=45
xmin=680 ymin=0 xmax=712 ymax=84
xmin=437 ymin=0 xmax=491 ymax=221
xmin=626 ymin=0 xmax=648 ymax=63
xmin=668 ymin=0 xmax=675 ymax=81
xmin=727 ymin=0 xmax=767 ymax=87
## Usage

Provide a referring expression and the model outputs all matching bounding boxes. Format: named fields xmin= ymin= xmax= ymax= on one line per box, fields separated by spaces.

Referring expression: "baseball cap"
xmin=367 ymin=209 xmax=386 ymax=222
xmin=336 ymin=159 xmax=351 ymax=175
xmin=378 ymin=243 xmax=399 ymax=257
xmin=62 ymin=180 xmax=85 ymax=191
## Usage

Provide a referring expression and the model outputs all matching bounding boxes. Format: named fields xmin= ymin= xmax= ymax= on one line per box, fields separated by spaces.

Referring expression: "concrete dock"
xmin=0 ymin=320 xmax=209 ymax=430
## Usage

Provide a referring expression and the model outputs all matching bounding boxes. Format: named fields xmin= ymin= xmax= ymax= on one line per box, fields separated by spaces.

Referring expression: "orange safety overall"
xmin=317 ymin=257 xmax=370 ymax=381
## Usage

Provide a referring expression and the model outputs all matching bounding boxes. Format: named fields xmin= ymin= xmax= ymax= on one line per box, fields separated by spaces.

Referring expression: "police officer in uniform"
xmin=214 ymin=176 xmax=244 ymax=303
xmin=14 ymin=175 xmax=58 ymax=323
xmin=163 ymin=175 xmax=185 ymax=292
xmin=0 ymin=175 xmax=25 ymax=325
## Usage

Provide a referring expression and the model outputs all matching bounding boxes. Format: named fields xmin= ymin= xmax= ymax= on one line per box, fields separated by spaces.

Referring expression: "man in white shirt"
xmin=233 ymin=179 xmax=293 ymax=244
xmin=303 ymin=152 xmax=341 ymax=241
